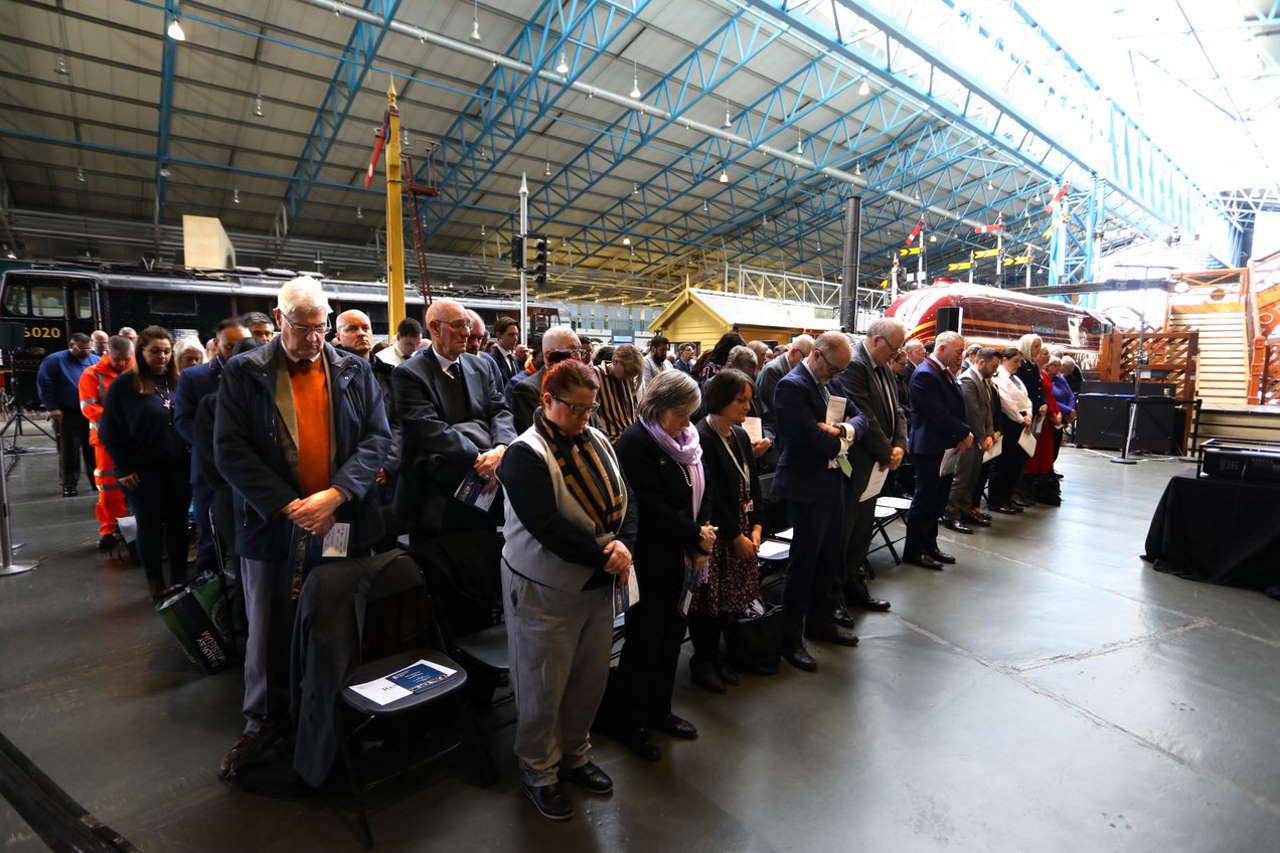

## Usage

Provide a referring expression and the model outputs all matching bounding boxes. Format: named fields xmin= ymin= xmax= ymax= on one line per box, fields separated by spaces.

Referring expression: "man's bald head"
xmin=807 ymin=330 xmax=852 ymax=380
xmin=335 ymin=308 xmax=374 ymax=358
xmin=425 ymin=299 xmax=471 ymax=359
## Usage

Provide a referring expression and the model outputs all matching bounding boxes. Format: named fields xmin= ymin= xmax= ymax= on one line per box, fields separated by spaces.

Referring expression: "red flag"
xmin=1044 ymin=181 xmax=1070 ymax=213
xmin=364 ymin=125 xmax=386 ymax=190
xmin=904 ymin=219 xmax=923 ymax=246
xmin=973 ymin=223 xmax=1003 ymax=234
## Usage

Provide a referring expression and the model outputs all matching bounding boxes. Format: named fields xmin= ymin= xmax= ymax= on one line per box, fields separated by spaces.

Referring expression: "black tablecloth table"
xmin=1142 ymin=470 xmax=1280 ymax=599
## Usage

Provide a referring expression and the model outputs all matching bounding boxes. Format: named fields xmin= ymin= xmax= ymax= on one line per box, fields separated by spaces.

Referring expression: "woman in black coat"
xmin=604 ymin=370 xmax=714 ymax=762
xmin=99 ymin=325 xmax=192 ymax=601
xmin=689 ymin=370 xmax=764 ymax=693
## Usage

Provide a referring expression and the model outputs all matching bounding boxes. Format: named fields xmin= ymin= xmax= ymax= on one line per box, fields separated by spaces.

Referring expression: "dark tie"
xmin=446 ymin=362 xmax=460 ymax=381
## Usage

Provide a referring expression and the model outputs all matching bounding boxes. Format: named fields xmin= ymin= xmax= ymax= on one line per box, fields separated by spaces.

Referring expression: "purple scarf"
xmin=641 ymin=417 xmax=705 ymax=517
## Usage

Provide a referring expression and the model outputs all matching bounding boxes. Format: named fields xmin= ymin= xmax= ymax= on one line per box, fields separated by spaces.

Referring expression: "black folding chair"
xmin=868 ymin=496 xmax=911 ymax=570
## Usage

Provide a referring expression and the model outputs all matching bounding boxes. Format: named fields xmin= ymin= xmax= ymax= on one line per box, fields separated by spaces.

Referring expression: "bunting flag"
xmin=1003 ymin=255 xmax=1032 ymax=266
xmin=948 ymin=260 xmax=973 ymax=271
xmin=973 ymin=248 xmax=1001 ymax=258
xmin=904 ymin=218 xmax=924 ymax=246
xmin=1045 ymin=181 xmax=1070 ymax=213
xmin=973 ymin=222 xmax=1003 ymax=235
xmin=899 ymin=246 xmax=922 ymax=256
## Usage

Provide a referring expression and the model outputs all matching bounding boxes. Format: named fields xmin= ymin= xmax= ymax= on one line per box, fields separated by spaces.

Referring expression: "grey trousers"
xmin=948 ymin=446 xmax=984 ymax=512
xmin=502 ymin=565 xmax=613 ymax=788
xmin=241 ymin=557 xmax=295 ymax=735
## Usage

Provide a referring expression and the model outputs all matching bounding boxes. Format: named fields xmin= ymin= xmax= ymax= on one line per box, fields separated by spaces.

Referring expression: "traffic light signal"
xmin=509 ymin=235 xmax=525 ymax=270
xmin=532 ymin=234 xmax=549 ymax=289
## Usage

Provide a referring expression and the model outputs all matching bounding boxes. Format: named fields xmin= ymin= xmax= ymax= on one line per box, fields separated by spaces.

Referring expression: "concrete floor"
xmin=2 ymin=437 xmax=1278 ymax=852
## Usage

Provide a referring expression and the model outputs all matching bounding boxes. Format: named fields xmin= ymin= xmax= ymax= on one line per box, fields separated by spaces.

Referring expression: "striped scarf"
xmin=534 ymin=408 xmax=626 ymax=536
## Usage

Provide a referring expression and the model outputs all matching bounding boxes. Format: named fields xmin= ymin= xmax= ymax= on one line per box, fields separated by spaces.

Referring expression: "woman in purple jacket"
xmin=1047 ymin=356 xmax=1075 ymax=465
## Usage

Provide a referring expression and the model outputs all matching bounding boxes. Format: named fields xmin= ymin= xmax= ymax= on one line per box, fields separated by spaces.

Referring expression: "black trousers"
xmin=123 ymin=464 xmax=191 ymax=590
xmin=988 ymin=431 xmax=1029 ymax=507
xmin=783 ymin=486 xmax=843 ymax=639
xmin=973 ymin=459 xmax=995 ymax=508
xmin=905 ymin=453 xmax=951 ymax=559
xmin=612 ymin=558 xmax=686 ymax=731
xmin=839 ymin=477 xmax=878 ymax=602
xmin=56 ymin=410 xmax=95 ymax=489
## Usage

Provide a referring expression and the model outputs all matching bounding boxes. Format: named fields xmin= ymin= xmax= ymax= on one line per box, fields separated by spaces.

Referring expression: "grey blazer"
xmin=835 ymin=341 xmax=907 ymax=496
xmin=958 ymin=365 xmax=995 ymax=445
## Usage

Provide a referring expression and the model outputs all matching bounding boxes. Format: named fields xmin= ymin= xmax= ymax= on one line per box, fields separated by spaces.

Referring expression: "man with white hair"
xmin=903 ymin=331 xmax=973 ymax=570
xmin=756 ymin=333 xmax=813 ymax=428
xmin=214 ymin=276 xmax=391 ymax=783
xmin=507 ymin=324 xmax=583 ymax=434
xmin=392 ymin=298 xmax=517 ymax=540
xmin=771 ymin=331 xmax=869 ymax=671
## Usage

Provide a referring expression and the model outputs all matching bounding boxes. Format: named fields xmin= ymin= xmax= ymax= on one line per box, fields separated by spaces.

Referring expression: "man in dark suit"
xmin=755 ymin=333 xmax=812 ymax=430
xmin=904 ymin=331 xmax=973 ymax=570
xmin=392 ymin=298 xmax=517 ymax=543
xmin=772 ymin=331 xmax=868 ymax=672
xmin=507 ymin=325 xmax=583 ymax=434
xmin=174 ymin=316 xmax=249 ymax=575
xmin=833 ymin=319 xmax=906 ymax=618
xmin=486 ymin=315 xmax=522 ymax=389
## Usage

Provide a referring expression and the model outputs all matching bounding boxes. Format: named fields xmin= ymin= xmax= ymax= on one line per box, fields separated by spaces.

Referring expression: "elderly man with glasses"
xmin=507 ymin=324 xmax=587 ymax=435
xmin=213 ymin=276 xmax=391 ymax=783
xmin=391 ymin=298 xmax=517 ymax=543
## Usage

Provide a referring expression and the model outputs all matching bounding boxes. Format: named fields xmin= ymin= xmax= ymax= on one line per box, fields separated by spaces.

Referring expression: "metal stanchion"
xmin=0 ymin=442 xmax=36 ymax=577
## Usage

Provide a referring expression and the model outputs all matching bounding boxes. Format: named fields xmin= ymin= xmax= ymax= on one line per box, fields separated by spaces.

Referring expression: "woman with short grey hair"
xmin=602 ymin=369 xmax=715 ymax=761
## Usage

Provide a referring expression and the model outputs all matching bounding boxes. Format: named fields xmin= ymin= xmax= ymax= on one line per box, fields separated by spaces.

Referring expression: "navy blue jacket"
xmin=174 ymin=356 xmax=223 ymax=482
xmin=906 ymin=357 xmax=971 ymax=457
xmin=213 ymin=339 xmax=391 ymax=562
xmin=37 ymin=349 xmax=99 ymax=412
xmin=772 ymin=362 xmax=868 ymax=504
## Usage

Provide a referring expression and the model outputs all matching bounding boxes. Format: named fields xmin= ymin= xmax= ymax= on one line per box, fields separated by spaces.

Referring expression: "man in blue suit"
xmin=772 ymin=331 xmax=869 ymax=672
xmin=174 ymin=316 xmax=249 ymax=575
xmin=904 ymin=331 xmax=973 ymax=570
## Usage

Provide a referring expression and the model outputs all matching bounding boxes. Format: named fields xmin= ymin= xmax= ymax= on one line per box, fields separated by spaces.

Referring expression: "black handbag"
xmin=724 ymin=604 xmax=783 ymax=675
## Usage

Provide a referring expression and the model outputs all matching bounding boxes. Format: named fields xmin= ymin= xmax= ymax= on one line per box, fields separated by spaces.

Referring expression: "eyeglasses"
xmin=553 ymin=396 xmax=600 ymax=417
xmin=283 ymin=315 xmax=330 ymax=337
xmin=437 ymin=318 xmax=471 ymax=331
xmin=815 ymin=348 xmax=847 ymax=372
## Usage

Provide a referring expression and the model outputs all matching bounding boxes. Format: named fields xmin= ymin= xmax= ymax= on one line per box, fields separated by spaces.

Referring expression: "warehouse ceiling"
xmin=0 ymin=0 xmax=1276 ymax=307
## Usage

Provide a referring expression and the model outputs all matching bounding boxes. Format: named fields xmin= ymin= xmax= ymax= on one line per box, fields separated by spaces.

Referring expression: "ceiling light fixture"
xmin=54 ymin=55 xmax=70 ymax=75
xmin=556 ymin=51 xmax=569 ymax=75
xmin=159 ymin=165 xmax=171 ymax=178
xmin=633 ymin=182 xmax=639 ymax=195
xmin=470 ymin=0 xmax=481 ymax=42
xmin=854 ymin=162 xmax=862 ymax=176
xmin=4 ymin=246 xmax=15 ymax=260
xmin=254 ymin=94 xmax=263 ymax=118
xmin=76 ymin=166 xmax=86 ymax=183
xmin=718 ymin=167 xmax=729 ymax=184
xmin=233 ymin=187 xmax=240 ymax=204
xmin=629 ymin=60 xmax=642 ymax=100
xmin=722 ymin=100 xmax=733 ymax=128
xmin=929 ymin=233 xmax=936 ymax=242
xmin=402 ymin=128 xmax=409 ymax=147
xmin=166 ymin=17 xmax=186 ymax=41
xmin=544 ymin=161 xmax=551 ymax=177
xmin=796 ymin=130 xmax=803 ymax=155
xmin=858 ymin=79 xmax=870 ymax=96
xmin=356 ymin=206 xmax=363 ymax=220
xmin=622 ymin=236 xmax=631 ymax=247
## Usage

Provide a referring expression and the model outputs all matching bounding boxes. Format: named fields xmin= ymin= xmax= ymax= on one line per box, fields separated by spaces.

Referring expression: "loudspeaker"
xmin=936 ymin=306 xmax=963 ymax=334
xmin=0 ymin=321 xmax=24 ymax=350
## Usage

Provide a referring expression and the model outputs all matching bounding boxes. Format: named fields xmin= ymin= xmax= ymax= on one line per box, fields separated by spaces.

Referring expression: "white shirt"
xmin=993 ymin=365 xmax=1031 ymax=423
xmin=376 ymin=345 xmax=413 ymax=366
xmin=432 ymin=346 xmax=459 ymax=377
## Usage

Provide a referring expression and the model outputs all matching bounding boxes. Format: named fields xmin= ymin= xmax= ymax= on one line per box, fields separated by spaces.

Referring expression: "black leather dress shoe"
xmin=218 ymin=726 xmax=283 ymax=780
xmin=961 ymin=509 xmax=991 ymax=527
xmin=62 ymin=485 xmax=77 ymax=498
xmin=561 ymin=761 xmax=612 ymax=794
xmin=690 ymin=657 xmax=726 ymax=694
xmin=989 ymin=504 xmax=1021 ymax=515
xmin=853 ymin=597 xmax=891 ymax=612
xmin=929 ymin=548 xmax=957 ymax=564
xmin=783 ymin=641 xmax=818 ymax=672
xmin=941 ymin=517 xmax=973 ymax=534
xmin=832 ymin=608 xmax=856 ymax=629
xmin=716 ymin=659 xmax=740 ymax=686
xmin=621 ymin=728 xmax=661 ymax=761
xmin=657 ymin=713 xmax=698 ymax=740
xmin=806 ymin=624 xmax=859 ymax=647
xmin=906 ymin=553 xmax=945 ymax=570
xmin=524 ymin=781 xmax=575 ymax=820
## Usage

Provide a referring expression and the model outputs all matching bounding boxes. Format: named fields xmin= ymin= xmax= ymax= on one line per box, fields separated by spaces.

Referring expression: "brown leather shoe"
xmin=218 ymin=727 xmax=283 ymax=779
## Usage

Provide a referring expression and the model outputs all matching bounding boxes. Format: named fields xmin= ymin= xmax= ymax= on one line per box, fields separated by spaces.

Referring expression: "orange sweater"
xmin=288 ymin=360 xmax=331 ymax=496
